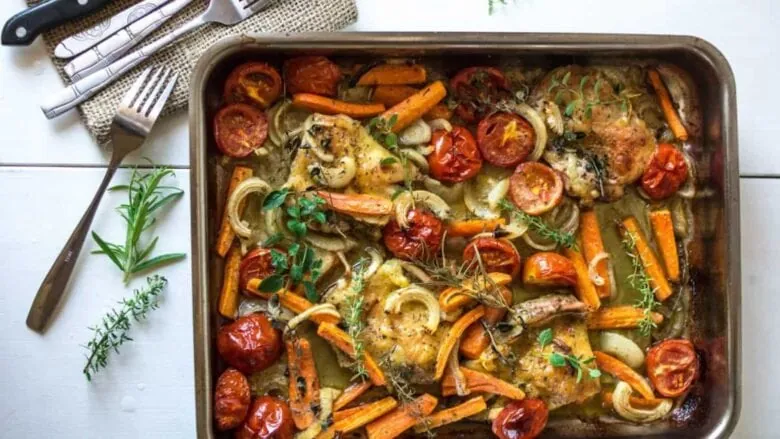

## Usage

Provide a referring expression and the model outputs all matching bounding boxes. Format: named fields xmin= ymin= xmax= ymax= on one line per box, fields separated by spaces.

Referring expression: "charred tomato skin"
xmin=383 ymin=209 xmax=444 ymax=260
xmin=214 ymin=103 xmax=269 ymax=158
xmin=462 ymin=237 xmax=522 ymax=279
xmin=235 ymin=396 xmax=294 ymax=439
xmin=450 ymin=67 xmax=510 ymax=123
xmin=284 ymin=56 xmax=342 ymax=97
xmin=522 ymin=252 xmax=578 ymax=287
xmin=239 ymin=248 xmax=280 ymax=293
xmin=477 ymin=112 xmax=536 ymax=168
xmin=214 ymin=368 xmax=251 ymax=431
xmin=647 ymin=339 xmax=700 ymax=398
xmin=428 ymin=126 xmax=483 ymax=183
xmin=492 ymin=398 xmax=549 ymax=439
xmin=509 ymin=162 xmax=564 ymax=215
xmin=640 ymin=143 xmax=688 ymax=200
xmin=217 ymin=314 xmax=282 ymax=375
xmin=224 ymin=62 xmax=282 ymax=108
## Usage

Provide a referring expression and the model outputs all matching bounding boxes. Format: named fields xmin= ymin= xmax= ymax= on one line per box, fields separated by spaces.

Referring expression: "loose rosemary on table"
xmin=499 ymin=199 xmax=577 ymax=249
xmin=83 ymin=275 xmax=168 ymax=381
xmin=91 ymin=165 xmax=186 ymax=284
xmin=621 ymin=229 xmax=661 ymax=336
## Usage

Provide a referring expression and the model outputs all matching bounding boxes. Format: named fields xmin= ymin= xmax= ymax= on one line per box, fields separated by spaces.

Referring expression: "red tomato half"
xmin=463 ymin=237 xmax=521 ymax=279
xmin=492 ymin=399 xmax=549 ymax=439
xmin=216 ymin=314 xmax=282 ymax=375
xmin=646 ymin=339 xmax=699 ymax=398
xmin=477 ymin=112 xmax=536 ymax=168
xmin=640 ymin=143 xmax=688 ymax=200
xmin=224 ymin=62 xmax=282 ymax=108
xmin=428 ymin=126 xmax=483 ymax=183
xmin=383 ymin=209 xmax=444 ymax=260
xmin=284 ymin=56 xmax=342 ymax=97
xmin=214 ymin=104 xmax=269 ymax=158
xmin=509 ymin=162 xmax=564 ymax=215
xmin=239 ymin=248 xmax=280 ymax=293
xmin=235 ymin=396 xmax=294 ymax=439
xmin=450 ymin=66 xmax=510 ymax=123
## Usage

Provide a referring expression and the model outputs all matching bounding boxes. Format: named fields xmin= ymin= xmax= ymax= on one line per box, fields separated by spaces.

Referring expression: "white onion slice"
xmin=423 ymin=177 xmax=464 ymax=204
xmin=362 ymin=247 xmax=384 ymax=281
xmin=399 ymin=261 xmax=432 ymax=283
xmin=464 ymin=179 xmax=501 ymax=219
xmin=448 ymin=340 xmax=469 ymax=396
xmin=612 ymin=381 xmax=672 ymax=423
xmin=305 ymin=232 xmax=357 ymax=252
xmin=286 ymin=303 xmax=341 ymax=331
xmin=394 ymin=190 xmax=451 ymax=228
xmin=588 ymin=252 xmax=610 ymax=287
xmin=399 ymin=119 xmax=432 ymax=146
xmin=226 ymin=177 xmax=272 ymax=238
xmin=541 ymin=100 xmax=564 ymax=136
xmin=384 ymin=286 xmax=440 ymax=332
xmin=400 ymin=149 xmax=429 ymax=174
xmin=600 ymin=332 xmax=645 ymax=369
xmin=428 ymin=118 xmax=452 ymax=133
xmin=487 ymin=178 xmax=510 ymax=210
xmin=522 ymin=234 xmax=557 ymax=251
xmin=677 ymin=151 xmax=697 ymax=199
xmin=512 ymin=103 xmax=548 ymax=162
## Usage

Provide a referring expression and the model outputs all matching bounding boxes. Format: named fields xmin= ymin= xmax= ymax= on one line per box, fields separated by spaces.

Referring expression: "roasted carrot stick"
xmin=601 ymin=390 xmax=663 ymax=410
xmin=216 ymin=166 xmax=253 ymax=257
xmin=438 ymin=272 xmax=513 ymax=312
xmin=459 ymin=287 xmax=512 ymax=360
xmin=333 ymin=404 xmax=367 ymax=422
xmin=442 ymin=366 xmax=525 ymax=400
xmin=317 ymin=397 xmax=398 ymax=439
xmin=423 ymin=104 xmax=453 ymax=121
xmin=446 ymin=218 xmax=506 ymax=238
xmin=434 ymin=306 xmax=486 ymax=381
xmin=245 ymin=280 xmax=340 ymax=325
xmin=316 ymin=191 xmax=393 ymax=216
xmin=414 ymin=396 xmax=487 ymax=433
xmin=292 ymin=93 xmax=386 ymax=118
xmin=372 ymin=85 xmax=418 ymax=106
xmin=287 ymin=338 xmax=321 ymax=430
xmin=580 ymin=211 xmax=611 ymax=299
xmin=563 ymin=244 xmax=601 ymax=311
xmin=365 ymin=394 xmax=438 ymax=439
xmin=594 ymin=351 xmax=656 ymax=400
xmin=649 ymin=210 xmax=680 ymax=282
xmin=333 ymin=381 xmax=373 ymax=411
xmin=648 ymin=68 xmax=688 ymax=141
xmin=218 ymin=246 xmax=242 ymax=319
xmin=382 ymin=81 xmax=447 ymax=132
xmin=621 ymin=217 xmax=673 ymax=301
xmin=587 ymin=306 xmax=664 ymax=330
xmin=317 ymin=323 xmax=386 ymax=386
xmin=358 ymin=64 xmax=427 ymax=86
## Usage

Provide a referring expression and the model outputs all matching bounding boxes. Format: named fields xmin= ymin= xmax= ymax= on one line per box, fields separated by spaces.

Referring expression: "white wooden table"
xmin=0 ymin=0 xmax=775 ymax=437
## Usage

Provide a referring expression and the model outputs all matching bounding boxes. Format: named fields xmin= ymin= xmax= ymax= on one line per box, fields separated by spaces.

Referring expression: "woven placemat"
xmin=28 ymin=0 xmax=358 ymax=145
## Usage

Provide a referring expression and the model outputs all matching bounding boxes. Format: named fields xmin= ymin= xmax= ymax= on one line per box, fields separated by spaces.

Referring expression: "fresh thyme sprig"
xmin=345 ymin=257 xmax=369 ymax=380
xmin=499 ymin=199 xmax=577 ymax=249
xmin=621 ymin=229 xmax=661 ymax=336
xmin=91 ymin=166 xmax=185 ymax=284
xmin=82 ymin=275 xmax=167 ymax=381
xmin=547 ymin=72 xmax=641 ymax=119
xmin=537 ymin=328 xmax=601 ymax=383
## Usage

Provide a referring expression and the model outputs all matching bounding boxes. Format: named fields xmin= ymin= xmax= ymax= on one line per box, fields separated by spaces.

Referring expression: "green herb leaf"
xmin=537 ymin=328 xmax=553 ymax=348
xmin=564 ymin=101 xmax=577 ymax=117
xmin=589 ymin=368 xmax=602 ymax=379
xmin=290 ymin=264 xmax=304 ymax=283
xmin=385 ymin=133 xmax=398 ymax=148
xmin=303 ymin=281 xmax=318 ymax=303
xmin=562 ymin=71 xmax=571 ymax=86
xmin=287 ymin=219 xmax=307 ymax=237
xmin=380 ymin=157 xmax=399 ymax=167
xmin=388 ymin=114 xmax=399 ymax=127
xmin=263 ymin=188 xmax=290 ymax=211
xmin=259 ymin=274 xmax=285 ymax=293
xmin=313 ymin=212 xmax=327 ymax=224
xmin=549 ymin=352 xmax=567 ymax=367
xmin=286 ymin=205 xmax=301 ymax=219
xmin=129 ymin=253 xmax=186 ymax=274
xmin=288 ymin=242 xmax=301 ymax=257
xmin=263 ymin=233 xmax=284 ymax=247
xmin=270 ymin=249 xmax=288 ymax=273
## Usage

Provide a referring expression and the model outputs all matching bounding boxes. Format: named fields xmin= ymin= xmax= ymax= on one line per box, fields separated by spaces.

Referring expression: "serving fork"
xmin=41 ymin=0 xmax=273 ymax=119
xmin=27 ymin=67 xmax=178 ymax=333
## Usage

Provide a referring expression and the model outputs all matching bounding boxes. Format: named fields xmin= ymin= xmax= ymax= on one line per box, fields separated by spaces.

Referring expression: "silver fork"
xmin=41 ymin=0 xmax=273 ymax=119
xmin=27 ymin=67 xmax=178 ymax=333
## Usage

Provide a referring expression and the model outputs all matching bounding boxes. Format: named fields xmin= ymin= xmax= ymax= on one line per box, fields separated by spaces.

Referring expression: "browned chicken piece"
xmin=533 ymin=66 xmax=656 ymax=204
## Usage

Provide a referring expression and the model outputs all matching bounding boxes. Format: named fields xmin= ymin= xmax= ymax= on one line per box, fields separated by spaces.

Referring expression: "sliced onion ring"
xmin=286 ymin=303 xmax=341 ymax=331
xmin=522 ymin=233 xmax=557 ymax=251
xmin=677 ymin=151 xmax=696 ymax=199
xmin=227 ymin=177 xmax=272 ymax=238
xmin=399 ymin=119 xmax=432 ymax=146
xmin=512 ymin=103 xmax=548 ymax=162
xmin=464 ymin=179 xmax=501 ymax=219
xmin=427 ymin=118 xmax=452 ymax=133
xmin=399 ymin=261 xmax=432 ymax=283
xmin=400 ymin=148 xmax=429 ymax=174
xmin=305 ymin=232 xmax=357 ymax=252
xmin=599 ymin=332 xmax=645 ymax=369
xmin=384 ymin=285 xmax=440 ymax=333
xmin=612 ymin=381 xmax=672 ymax=423
xmin=588 ymin=252 xmax=610 ymax=287
xmin=394 ymin=190 xmax=451 ymax=228
xmin=423 ymin=177 xmax=464 ymax=204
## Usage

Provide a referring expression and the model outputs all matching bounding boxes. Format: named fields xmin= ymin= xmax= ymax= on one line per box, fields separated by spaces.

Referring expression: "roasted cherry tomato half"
xmin=214 ymin=103 xmax=269 ymax=158
xmin=214 ymin=368 xmax=251 ymax=431
xmin=640 ymin=143 xmax=688 ymax=200
xmin=235 ymin=396 xmax=294 ymax=439
xmin=646 ymin=339 xmax=699 ymax=398
xmin=463 ymin=237 xmax=521 ymax=279
xmin=450 ymin=66 xmax=510 ymax=123
xmin=216 ymin=314 xmax=282 ymax=375
xmin=509 ymin=162 xmax=564 ymax=215
xmin=284 ymin=56 xmax=342 ymax=97
xmin=240 ymin=247 xmax=280 ymax=293
xmin=492 ymin=398 xmax=549 ymax=439
xmin=383 ymin=209 xmax=444 ymax=260
xmin=224 ymin=62 xmax=282 ymax=108
xmin=477 ymin=112 xmax=536 ymax=168
xmin=522 ymin=252 xmax=577 ymax=287
xmin=428 ymin=126 xmax=483 ymax=183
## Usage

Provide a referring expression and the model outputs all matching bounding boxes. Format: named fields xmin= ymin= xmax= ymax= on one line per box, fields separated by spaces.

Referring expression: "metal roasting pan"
xmin=189 ymin=33 xmax=740 ymax=439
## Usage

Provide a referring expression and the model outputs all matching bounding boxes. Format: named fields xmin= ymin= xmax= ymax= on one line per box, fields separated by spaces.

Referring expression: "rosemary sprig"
xmin=91 ymin=166 xmax=185 ymax=284
xmin=499 ymin=199 xmax=577 ymax=249
xmin=345 ymin=258 xmax=369 ymax=380
xmin=621 ymin=229 xmax=661 ymax=336
xmin=82 ymin=275 xmax=167 ymax=381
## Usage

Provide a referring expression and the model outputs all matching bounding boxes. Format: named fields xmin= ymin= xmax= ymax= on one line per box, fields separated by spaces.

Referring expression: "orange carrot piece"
xmin=365 ymin=394 xmax=439 ymax=439
xmin=459 ymin=287 xmax=512 ymax=360
xmin=292 ymin=93 xmax=386 ymax=118
xmin=333 ymin=381 xmax=373 ymax=411
xmin=580 ymin=211 xmax=611 ymax=299
xmin=372 ymin=85 xmax=418 ymax=106
xmin=287 ymin=338 xmax=321 ymax=430
xmin=621 ymin=217 xmax=673 ymax=301
xmin=601 ymin=391 xmax=663 ymax=410
xmin=317 ymin=397 xmax=398 ymax=439
xmin=216 ymin=166 xmax=253 ymax=257
xmin=382 ymin=81 xmax=447 ymax=132
xmin=317 ymin=323 xmax=387 ymax=386
xmin=438 ymin=272 xmax=513 ymax=312
xmin=649 ymin=210 xmax=680 ymax=282
xmin=442 ymin=367 xmax=525 ymax=400
xmin=218 ymin=247 xmax=242 ymax=319
xmin=564 ymin=244 xmax=601 ymax=311
xmin=358 ymin=64 xmax=427 ymax=86
xmin=245 ymin=280 xmax=340 ymax=325
xmin=333 ymin=404 xmax=367 ymax=422
xmin=587 ymin=306 xmax=664 ymax=330
xmin=446 ymin=218 xmax=506 ymax=238
xmin=415 ymin=396 xmax=487 ymax=432
xmin=423 ymin=104 xmax=453 ymax=121
xmin=316 ymin=191 xmax=393 ymax=216
xmin=648 ymin=69 xmax=688 ymax=141
xmin=594 ymin=351 xmax=656 ymax=400
xmin=434 ymin=306 xmax=486 ymax=381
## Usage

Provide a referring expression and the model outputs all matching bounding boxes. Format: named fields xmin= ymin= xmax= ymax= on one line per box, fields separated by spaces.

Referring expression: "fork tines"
xmin=119 ymin=67 xmax=179 ymax=121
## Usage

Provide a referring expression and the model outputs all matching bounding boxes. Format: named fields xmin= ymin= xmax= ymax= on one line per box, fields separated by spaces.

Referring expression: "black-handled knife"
xmin=2 ymin=0 xmax=113 ymax=46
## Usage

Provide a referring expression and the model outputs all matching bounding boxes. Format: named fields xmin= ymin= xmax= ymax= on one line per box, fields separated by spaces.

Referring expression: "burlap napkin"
xmin=27 ymin=0 xmax=358 ymax=145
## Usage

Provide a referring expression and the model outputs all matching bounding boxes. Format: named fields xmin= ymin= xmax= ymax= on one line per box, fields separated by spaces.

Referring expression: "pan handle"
xmin=2 ymin=0 xmax=112 ymax=46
